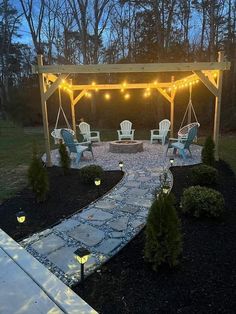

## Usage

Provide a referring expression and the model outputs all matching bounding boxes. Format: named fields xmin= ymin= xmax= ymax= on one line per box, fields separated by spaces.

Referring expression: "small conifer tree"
xmin=59 ymin=142 xmax=71 ymax=174
xmin=145 ymin=193 xmax=182 ymax=270
xmin=28 ymin=145 xmax=49 ymax=202
xmin=201 ymin=136 xmax=215 ymax=166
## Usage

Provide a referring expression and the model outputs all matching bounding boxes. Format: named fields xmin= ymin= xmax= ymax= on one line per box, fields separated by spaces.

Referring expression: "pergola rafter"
xmin=34 ymin=52 xmax=229 ymax=166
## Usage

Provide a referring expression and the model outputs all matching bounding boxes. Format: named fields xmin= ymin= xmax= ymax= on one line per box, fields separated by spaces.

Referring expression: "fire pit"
xmin=109 ymin=140 xmax=143 ymax=153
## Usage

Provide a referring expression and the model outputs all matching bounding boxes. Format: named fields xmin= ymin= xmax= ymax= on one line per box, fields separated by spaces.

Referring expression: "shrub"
xmin=28 ymin=146 xmax=49 ymax=202
xmin=145 ymin=194 xmax=182 ymax=270
xmin=80 ymin=165 xmax=104 ymax=184
xmin=59 ymin=142 xmax=71 ymax=174
xmin=181 ymin=186 xmax=224 ymax=218
xmin=190 ymin=164 xmax=218 ymax=187
xmin=201 ymin=136 xmax=215 ymax=166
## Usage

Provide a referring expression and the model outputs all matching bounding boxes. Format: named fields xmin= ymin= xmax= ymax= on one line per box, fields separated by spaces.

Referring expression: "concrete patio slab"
xmin=0 ymin=229 xmax=97 ymax=314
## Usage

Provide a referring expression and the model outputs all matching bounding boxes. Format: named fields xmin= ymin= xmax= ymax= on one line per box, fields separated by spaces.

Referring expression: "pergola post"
xmin=69 ymin=79 xmax=76 ymax=133
xmin=170 ymin=76 xmax=175 ymax=138
xmin=37 ymin=55 xmax=52 ymax=166
xmin=213 ymin=51 xmax=224 ymax=160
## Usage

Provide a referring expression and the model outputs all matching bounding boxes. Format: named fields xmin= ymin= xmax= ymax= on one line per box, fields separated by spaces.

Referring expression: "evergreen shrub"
xmin=28 ymin=146 xmax=49 ymax=202
xmin=80 ymin=165 xmax=104 ymax=184
xmin=181 ymin=186 xmax=224 ymax=218
xmin=190 ymin=164 xmax=218 ymax=187
xmin=201 ymin=136 xmax=215 ymax=166
xmin=59 ymin=142 xmax=71 ymax=174
xmin=145 ymin=194 xmax=182 ymax=270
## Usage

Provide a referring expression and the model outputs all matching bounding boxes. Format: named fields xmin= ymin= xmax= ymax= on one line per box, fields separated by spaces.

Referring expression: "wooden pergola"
xmin=32 ymin=52 xmax=230 ymax=166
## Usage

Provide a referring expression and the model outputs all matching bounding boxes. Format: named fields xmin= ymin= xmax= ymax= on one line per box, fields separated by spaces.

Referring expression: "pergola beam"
xmin=72 ymin=90 xmax=87 ymax=106
xmin=32 ymin=61 xmax=230 ymax=74
xmin=156 ymin=88 xmax=172 ymax=103
xmin=44 ymin=74 xmax=69 ymax=101
xmin=193 ymin=71 xmax=219 ymax=97
xmin=72 ymin=83 xmax=171 ymax=90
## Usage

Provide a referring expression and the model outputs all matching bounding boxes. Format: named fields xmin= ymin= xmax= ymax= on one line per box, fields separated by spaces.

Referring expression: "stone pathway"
xmin=21 ymin=142 xmax=201 ymax=287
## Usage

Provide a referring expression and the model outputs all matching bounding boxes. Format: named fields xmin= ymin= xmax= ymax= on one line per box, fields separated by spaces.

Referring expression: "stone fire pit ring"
xmin=109 ymin=140 xmax=143 ymax=153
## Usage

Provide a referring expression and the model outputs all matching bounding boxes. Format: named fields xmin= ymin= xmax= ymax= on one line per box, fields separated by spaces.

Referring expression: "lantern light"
xmin=94 ymin=178 xmax=101 ymax=186
xmin=16 ymin=211 xmax=26 ymax=224
xmin=162 ymin=186 xmax=170 ymax=194
xmin=74 ymin=247 xmax=91 ymax=286
xmin=119 ymin=161 xmax=123 ymax=171
xmin=74 ymin=248 xmax=90 ymax=264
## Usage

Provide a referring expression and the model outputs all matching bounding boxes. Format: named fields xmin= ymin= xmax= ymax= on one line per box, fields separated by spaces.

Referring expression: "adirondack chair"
xmin=77 ymin=122 xmax=100 ymax=142
xmin=117 ymin=120 xmax=135 ymax=140
xmin=60 ymin=129 xmax=93 ymax=163
xmin=150 ymin=119 xmax=171 ymax=145
xmin=166 ymin=124 xmax=198 ymax=159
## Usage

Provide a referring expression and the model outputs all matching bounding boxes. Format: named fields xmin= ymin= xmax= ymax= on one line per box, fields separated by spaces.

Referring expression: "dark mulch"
xmin=73 ymin=160 xmax=236 ymax=314
xmin=0 ymin=167 xmax=123 ymax=241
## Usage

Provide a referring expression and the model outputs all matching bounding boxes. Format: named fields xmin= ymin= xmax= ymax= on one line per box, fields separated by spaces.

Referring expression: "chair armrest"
xmin=76 ymin=141 xmax=91 ymax=146
xmin=90 ymin=131 xmax=100 ymax=136
xmin=151 ymin=129 xmax=159 ymax=135
xmin=117 ymin=130 xmax=121 ymax=134
xmin=168 ymin=137 xmax=179 ymax=142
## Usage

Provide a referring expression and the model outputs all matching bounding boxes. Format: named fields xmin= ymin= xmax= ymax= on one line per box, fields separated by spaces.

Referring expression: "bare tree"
xmin=19 ymin=0 xmax=45 ymax=54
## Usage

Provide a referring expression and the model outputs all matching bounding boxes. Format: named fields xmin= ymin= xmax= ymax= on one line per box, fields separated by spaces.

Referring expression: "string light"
xmin=120 ymin=88 xmax=125 ymax=93
xmin=92 ymin=81 xmax=96 ymax=86
xmin=154 ymin=80 xmax=158 ymax=85
xmin=124 ymin=93 xmax=130 ymax=100
xmin=104 ymin=93 xmax=111 ymax=100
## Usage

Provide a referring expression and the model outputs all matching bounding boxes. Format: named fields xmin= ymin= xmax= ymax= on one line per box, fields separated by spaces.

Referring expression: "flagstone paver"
xmin=80 ymin=208 xmax=113 ymax=221
xmin=54 ymin=219 xmax=80 ymax=232
xmin=68 ymin=224 xmax=105 ymax=246
xmin=31 ymin=234 xmax=65 ymax=255
xmin=108 ymin=216 xmax=129 ymax=231
xmin=47 ymin=246 xmax=96 ymax=275
xmin=21 ymin=142 xmax=201 ymax=287
xmin=95 ymin=238 xmax=122 ymax=255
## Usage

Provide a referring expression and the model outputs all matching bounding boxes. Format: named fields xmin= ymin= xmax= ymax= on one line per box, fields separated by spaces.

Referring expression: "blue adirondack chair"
xmin=166 ymin=125 xmax=198 ymax=159
xmin=60 ymin=129 xmax=93 ymax=163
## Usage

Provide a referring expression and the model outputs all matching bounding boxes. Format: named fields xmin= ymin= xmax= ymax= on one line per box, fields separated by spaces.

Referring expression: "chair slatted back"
xmin=159 ymin=119 xmax=171 ymax=136
xmin=61 ymin=129 xmax=77 ymax=153
xmin=184 ymin=125 xmax=198 ymax=149
xmin=120 ymin=120 xmax=132 ymax=135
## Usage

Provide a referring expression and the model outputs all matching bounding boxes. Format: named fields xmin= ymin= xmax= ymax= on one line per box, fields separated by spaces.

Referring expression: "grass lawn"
xmin=0 ymin=120 xmax=235 ymax=202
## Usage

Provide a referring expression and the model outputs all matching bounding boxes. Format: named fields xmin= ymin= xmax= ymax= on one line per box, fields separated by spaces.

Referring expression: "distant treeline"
xmin=0 ymin=0 xmax=235 ymax=132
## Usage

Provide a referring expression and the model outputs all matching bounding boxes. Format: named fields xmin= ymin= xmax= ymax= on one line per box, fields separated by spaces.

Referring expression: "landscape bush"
xmin=190 ymin=164 xmax=218 ymax=187
xmin=80 ymin=165 xmax=104 ymax=184
xmin=59 ymin=142 xmax=71 ymax=174
xmin=201 ymin=136 xmax=215 ymax=166
xmin=181 ymin=186 xmax=224 ymax=218
xmin=145 ymin=193 xmax=182 ymax=270
xmin=28 ymin=146 xmax=49 ymax=202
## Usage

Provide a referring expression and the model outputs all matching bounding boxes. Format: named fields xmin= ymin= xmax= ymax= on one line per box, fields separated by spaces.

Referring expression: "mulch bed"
xmin=0 ymin=167 xmax=123 ymax=241
xmin=73 ymin=160 xmax=236 ymax=314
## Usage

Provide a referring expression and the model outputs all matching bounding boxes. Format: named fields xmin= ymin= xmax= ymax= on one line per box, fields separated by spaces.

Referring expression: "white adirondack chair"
xmin=77 ymin=122 xmax=100 ymax=142
xmin=150 ymin=119 xmax=171 ymax=145
xmin=117 ymin=120 xmax=135 ymax=140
